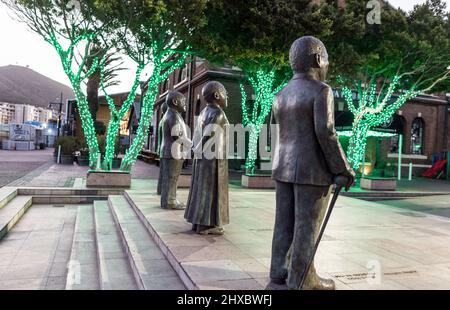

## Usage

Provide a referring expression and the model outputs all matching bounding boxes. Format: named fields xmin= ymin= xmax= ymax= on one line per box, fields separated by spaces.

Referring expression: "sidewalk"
xmin=8 ymin=159 xmax=160 ymax=188
xmin=126 ymin=187 xmax=450 ymax=289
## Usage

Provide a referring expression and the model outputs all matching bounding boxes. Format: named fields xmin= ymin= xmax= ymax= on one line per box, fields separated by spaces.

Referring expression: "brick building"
xmin=144 ymin=57 xmax=449 ymax=176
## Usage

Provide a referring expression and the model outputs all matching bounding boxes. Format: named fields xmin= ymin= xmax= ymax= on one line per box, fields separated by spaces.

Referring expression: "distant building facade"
xmin=0 ymin=102 xmax=55 ymax=124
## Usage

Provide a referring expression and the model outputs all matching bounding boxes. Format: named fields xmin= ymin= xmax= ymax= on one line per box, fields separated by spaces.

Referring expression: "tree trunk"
xmin=86 ymin=72 xmax=100 ymax=123
xmin=120 ymin=74 xmax=160 ymax=172
xmin=245 ymin=125 xmax=261 ymax=175
xmin=347 ymin=121 xmax=370 ymax=170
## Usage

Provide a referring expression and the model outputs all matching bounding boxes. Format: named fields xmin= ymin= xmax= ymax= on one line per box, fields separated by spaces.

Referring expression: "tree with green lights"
xmin=95 ymin=0 xmax=206 ymax=172
xmin=3 ymin=0 xmax=106 ymax=168
xmin=192 ymin=0 xmax=334 ymax=174
xmin=334 ymin=0 xmax=450 ymax=170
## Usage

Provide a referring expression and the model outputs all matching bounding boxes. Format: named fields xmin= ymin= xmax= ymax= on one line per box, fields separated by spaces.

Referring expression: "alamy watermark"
xmin=366 ymin=0 xmax=382 ymax=25
xmin=167 ymin=121 xmax=279 ymax=171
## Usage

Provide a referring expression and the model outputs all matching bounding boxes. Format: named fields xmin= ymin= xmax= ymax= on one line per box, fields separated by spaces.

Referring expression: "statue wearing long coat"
xmin=184 ymin=103 xmax=229 ymax=227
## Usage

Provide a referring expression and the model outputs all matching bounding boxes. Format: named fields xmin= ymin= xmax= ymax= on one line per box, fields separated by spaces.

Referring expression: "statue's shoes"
xmin=301 ymin=276 xmax=335 ymax=290
xmin=265 ymin=281 xmax=287 ymax=290
xmin=198 ymin=227 xmax=225 ymax=235
xmin=163 ymin=203 xmax=186 ymax=210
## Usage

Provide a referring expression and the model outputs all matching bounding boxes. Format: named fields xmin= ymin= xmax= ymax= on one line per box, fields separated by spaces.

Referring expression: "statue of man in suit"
xmin=159 ymin=91 xmax=192 ymax=210
xmin=269 ymin=36 xmax=355 ymax=290
xmin=157 ymin=101 xmax=168 ymax=195
xmin=184 ymin=81 xmax=229 ymax=235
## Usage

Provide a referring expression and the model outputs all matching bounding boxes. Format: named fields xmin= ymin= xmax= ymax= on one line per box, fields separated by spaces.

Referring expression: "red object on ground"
xmin=422 ymin=159 xmax=447 ymax=178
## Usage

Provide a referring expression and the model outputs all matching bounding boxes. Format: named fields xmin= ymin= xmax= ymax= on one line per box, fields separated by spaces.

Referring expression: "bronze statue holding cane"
xmin=268 ymin=36 xmax=355 ymax=290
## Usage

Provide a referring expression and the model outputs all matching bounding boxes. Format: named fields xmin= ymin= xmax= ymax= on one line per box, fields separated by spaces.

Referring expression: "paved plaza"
xmin=125 ymin=188 xmax=450 ymax=290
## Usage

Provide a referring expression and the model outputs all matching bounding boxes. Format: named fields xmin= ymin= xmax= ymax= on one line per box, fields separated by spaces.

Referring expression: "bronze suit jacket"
xmin=271 ymin=74 xmax=352 ymax=186
xmin=159 ymin=108 xmax=191 ymax=159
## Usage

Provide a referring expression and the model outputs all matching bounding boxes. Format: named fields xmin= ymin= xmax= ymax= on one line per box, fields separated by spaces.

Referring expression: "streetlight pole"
xmin=49 ymin=92 xmax=63 ymax=138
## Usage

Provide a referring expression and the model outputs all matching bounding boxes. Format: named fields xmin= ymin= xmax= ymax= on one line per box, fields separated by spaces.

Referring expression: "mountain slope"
xmin=0 ymin=65 xmax=74 ymax=109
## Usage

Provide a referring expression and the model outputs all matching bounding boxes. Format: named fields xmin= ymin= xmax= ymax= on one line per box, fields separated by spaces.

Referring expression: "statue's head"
xmin=202 ymin=81 xmax=228 ymax=108
xmin=166 ymin=91 xmax=186 ymax=113
xmin=289 ymin=36 xmax=328 ymax=81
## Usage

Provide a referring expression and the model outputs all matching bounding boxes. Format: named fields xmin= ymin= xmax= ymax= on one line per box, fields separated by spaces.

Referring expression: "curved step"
xmin=108 ymin=195 xmax=185 ymax=290
xmin=93 ymin=201 xmax=138 ymax=290
xmin=65 ymin=205 xmax=99 ymax=290
xmin=0 ymin=195 xmax=32 ymax=241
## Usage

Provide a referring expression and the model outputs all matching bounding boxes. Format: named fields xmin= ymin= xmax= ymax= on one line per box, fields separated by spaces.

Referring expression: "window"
xmin=178 ymin=65 xmax=188 ymax=83
xmin=410 ymin=118 xmax=424 ymax=155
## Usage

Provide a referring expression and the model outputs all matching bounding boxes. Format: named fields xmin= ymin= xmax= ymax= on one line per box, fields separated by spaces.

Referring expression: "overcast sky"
xmin=0 ymin=0 xmax=448 ymax=95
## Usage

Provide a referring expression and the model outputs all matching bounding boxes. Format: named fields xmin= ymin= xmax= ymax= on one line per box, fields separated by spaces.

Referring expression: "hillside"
xmin=0 ymin=65 xmax=74 ymax=109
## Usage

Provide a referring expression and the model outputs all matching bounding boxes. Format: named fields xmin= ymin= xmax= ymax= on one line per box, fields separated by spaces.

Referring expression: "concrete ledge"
xmin=241 ymin=174 xmax=275 ymax=189
xmin=0 ymin=196 xmax=32 ymax=241
xmin=86 ymin=171 xmax=131 ymax=188
xmin=124 ymin=190 xmax=267 ymax=290
xmin=360 ymin=177 xmax=397 ymax=191
xmin=32 ymin=195 xmax=108 ymax=204
xmin=0 ymin=187 xmax=18 ymax=209
xmin=17 ymin=187 xmax=123 ymax=197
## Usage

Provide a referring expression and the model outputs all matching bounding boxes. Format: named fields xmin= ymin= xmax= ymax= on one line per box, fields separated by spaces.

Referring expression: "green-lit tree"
xmin=192 ymin=0 xmax=334 ymax=174
xmin=95 ymin=0 xmax=207 ymax=172
xmin=334 ymin=0 xmax=450 ymax=169
xmin=3 ymin=0 xmax=104 ymax=168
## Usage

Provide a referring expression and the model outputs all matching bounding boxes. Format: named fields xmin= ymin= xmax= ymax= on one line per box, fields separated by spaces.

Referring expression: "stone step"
xmin=93 ymin=201 xmax=138 ymax=290
xmin=108 ymin=195 xmax=185 ymax=290
xmin=65 ymin=205 xmax=100 ymax=290
xmin=0 ymin=195 xmax=32 ymax=240
xmin=0 ymin=187 xmax=18 ymax=209
xmin=32 ymin=195 xmax=108 ymax=205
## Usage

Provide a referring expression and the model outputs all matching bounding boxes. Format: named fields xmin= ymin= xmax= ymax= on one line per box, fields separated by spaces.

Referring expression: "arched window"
xmin=410 ymin=117 xmax=424 ymax=155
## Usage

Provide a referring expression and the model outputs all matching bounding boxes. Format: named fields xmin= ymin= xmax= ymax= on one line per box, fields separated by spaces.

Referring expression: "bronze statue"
xmin=184 ymin=81 xmax=229 ymax=235
xmin=159 ymin=91 xmax=191 ymax=210
xmin=268 ymin=36 xmax=355 ymax=290
xmin=157 ymin=102 xmax=168 ymax=195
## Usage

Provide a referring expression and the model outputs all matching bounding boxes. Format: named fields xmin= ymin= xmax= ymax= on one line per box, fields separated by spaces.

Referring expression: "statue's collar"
xmin=292 ymin=73 xmax=307 ymax=80
xmin=169 ymin=107 xmax=183 ymax=117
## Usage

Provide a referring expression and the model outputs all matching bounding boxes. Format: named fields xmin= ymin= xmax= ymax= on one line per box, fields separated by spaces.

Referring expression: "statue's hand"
xmin=335 ymin=169 xmax=355 ymax=192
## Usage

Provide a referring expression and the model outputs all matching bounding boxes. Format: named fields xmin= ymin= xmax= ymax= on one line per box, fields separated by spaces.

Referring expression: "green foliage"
xmin=336 ymin=0 xmax=450 ymax=170
xmin=193 ymin=0 xmax=333 ymax=80
xmin=329 ymin=0 xmax=450 ymax=92
xmin=93 ymin=0 xmax=207 ymax=171
xmin=55 ymin=136 xmax=77 ymax=155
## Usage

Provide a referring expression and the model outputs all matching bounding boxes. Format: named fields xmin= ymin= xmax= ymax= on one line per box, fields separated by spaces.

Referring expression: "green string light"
xmin=100 ymin=60 xmax=144 ymax=171
xmin=46 ymin=31 xmax=100 ymax=168
xmin=240 ymin=69 xmax=285 ymax=174
xmin=337 ymin=130 xmax=397 ymax=138
xmin=341 ymin=76 xmax=419 ymax=170
xmin=120 ymin=49 xmax=189 ymax=172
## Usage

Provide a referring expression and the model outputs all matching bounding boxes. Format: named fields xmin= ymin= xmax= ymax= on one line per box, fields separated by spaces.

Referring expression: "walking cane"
xmin=298 ymin=175 xmax=349 ymax=289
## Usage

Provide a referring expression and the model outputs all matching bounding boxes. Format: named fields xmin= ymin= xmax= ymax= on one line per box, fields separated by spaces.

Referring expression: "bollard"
xmin=397 ymin=134 xmax=402 ymax=181
xmin=57 ymin=145 xmax=61 ymax=164
xmin=408 ymin=162 xmax=413 ymax=181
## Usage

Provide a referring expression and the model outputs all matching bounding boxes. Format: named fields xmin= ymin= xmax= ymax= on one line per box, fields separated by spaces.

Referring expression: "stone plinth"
xmin=241 ymin=174 xmax=275 ymax=189
xmin=86 ymin=171 xmax=131 ymax=188
xmin=360 ymin=177 xmax=396 ymax=191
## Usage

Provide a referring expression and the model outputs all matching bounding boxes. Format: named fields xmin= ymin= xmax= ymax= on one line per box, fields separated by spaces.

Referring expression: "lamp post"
xmin=48 ymin=92 xmax=63 ymax=138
